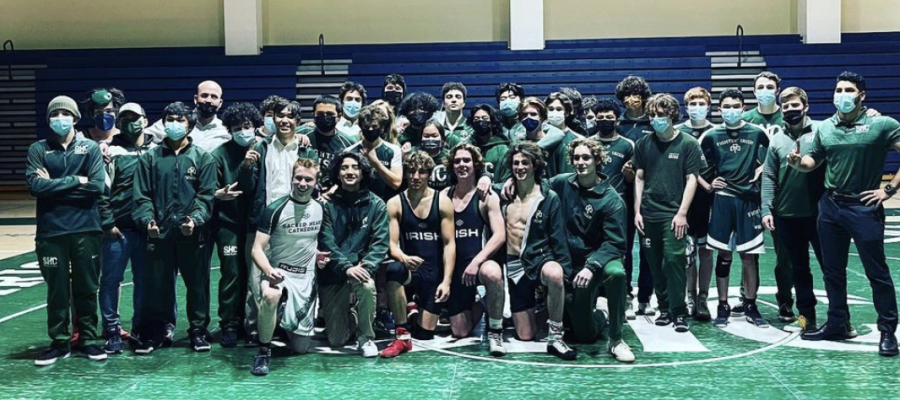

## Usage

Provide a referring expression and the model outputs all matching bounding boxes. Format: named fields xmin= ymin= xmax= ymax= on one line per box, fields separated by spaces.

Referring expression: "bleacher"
xmin=2 ymin=32 xmax=900 ymax=191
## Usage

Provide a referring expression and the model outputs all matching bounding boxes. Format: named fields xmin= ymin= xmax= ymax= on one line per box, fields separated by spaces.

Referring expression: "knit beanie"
xmin=46 ymin=95 xmax=81 ymax=124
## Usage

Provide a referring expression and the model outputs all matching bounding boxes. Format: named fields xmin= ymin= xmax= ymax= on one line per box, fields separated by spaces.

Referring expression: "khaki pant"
xmin=318 ymin=279 xmax=376 ymax=347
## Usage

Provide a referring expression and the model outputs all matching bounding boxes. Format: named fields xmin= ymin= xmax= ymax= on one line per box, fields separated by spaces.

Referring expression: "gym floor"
xmin=1 ymin=199 xmax=899 ymax=399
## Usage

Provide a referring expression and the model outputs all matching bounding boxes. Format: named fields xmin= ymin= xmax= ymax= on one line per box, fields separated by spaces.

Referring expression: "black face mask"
xmin=783 ymin=109 xmax=805 ymax=126
xmin=383 ymin=91 xmax=403 ymax=106
xmin=362 ymin=127 xmax=383 ymax=142
xmin=472 ymin=120 xmax=492 ymax=136
xmin=408 ymin=112 xmax=428 ymax=127
xmin=196 ymin=102 xmax=218 ymax=119
xmin=421 ymin=139 xmax=442 ymax=154
xmin=596 ymin=120 xmax=617 ymax=136
xmin=315 ymin=114 xmax=337 ymax=132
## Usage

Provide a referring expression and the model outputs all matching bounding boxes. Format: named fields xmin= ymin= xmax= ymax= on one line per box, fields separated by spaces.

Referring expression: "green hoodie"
xmin=99 ymin=134 xmax=156 ymax=231
xmin=317 ymin=188 xmax=390 ymax=286
xmin=211 ymin=138 xmax=256 ymax=228
xmin=470 ymin=132 xmax=511 ymax=187
xmin=501 ymin=183 xmax=572 ymax=280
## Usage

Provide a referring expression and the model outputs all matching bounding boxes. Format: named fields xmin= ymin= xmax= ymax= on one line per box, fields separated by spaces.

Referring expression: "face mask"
xmin=755 ymin=89 xmax=777 ymax=106
xmin=499 ymin=99 xmax=520 ymax=117
xmin=315 ymin=114 xmax=337 ymax=132
xmin=650 ymin=117 xmax=670 ymax=134
xmin=583 ymin=119 xmax=597 ymax=135
xmin=233 ymin=128 xmax=256 ymax=147
xmin=164 ymin=122 xmax=188 ymax=141
xmin=95 ymin=113 xmax=116 ymax=131
xmin=421 ymin=139 xmax=442 ymax=154
xmin=687 ymin=105 xmax=708 ymax=121
xmin=408 ymin=113 xmax=428 ymax=127
xmin=472 ymin=119 xmax=492 ymax=136
xmin=361 ymin=127 xmax=383 ymax=142
xmin=121 ymin=120 xmax=144 ymax=139
xmin=834 ymin=92 xmax=858 ymax=114
xmin=521 ymin=117 xmax=541 ymax=132
xmin=596 ymin=120 xmax=617 ymax=136
xmin=721 ymin=108 xmax=743 ymax=125
xmin=783 ymin=110 xmax=805 ymax=126
xmin=547 ymin=110 xmax=566 ymax=127
xmin=264 ymin=116 xmax=277 ymax=133
xmin=49 ymin=116 xmax=74 ymax=137
xmin=383 ymin=91 xmax=403 ymax=106
xmin=343 ymin=101 xmax=362 ymax=118
xmin=196 ymin=102 xmax=217 ymax=119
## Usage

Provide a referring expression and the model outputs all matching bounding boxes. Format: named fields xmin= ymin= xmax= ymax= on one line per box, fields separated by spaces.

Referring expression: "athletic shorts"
xmin=259 ymin=266 xmax=317 ymax=337
xmin=688 ymin=189 xmax=713 ymax=243
xmin=385 ymin=261 xmax=442 ymax=315
xmin=706 ymin=193 xmax=765 ymax=254
xmin=447 ymin=256 xmax=479 ymax=316
xmin=507 ymin=254 xmax=540 ymax=313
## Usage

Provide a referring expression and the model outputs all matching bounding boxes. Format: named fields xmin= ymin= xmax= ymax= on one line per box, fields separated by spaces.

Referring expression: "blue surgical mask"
xmin=650 ymin=117 xmax=670 ymax=133
xmin=834 ymin=92 xmax=858 ymax=114
xmin=547 ymin=110 xmax=565 ymax=127
xmin=755 ymin=89 xmax=777 ymax=106
xmin=343 ymin=101 xmax=362 ymax=119
xmin=499 ymin=99 xmax=520 ymax=117
xmin=49 ymin=116 xmax=74 ymax=136
xmin=687 ymin=105 xmax=708 ymax=121
xmin=264 ymin=116 xmax=277 ymax=133
xmin=164 ymin=122 xmax=188 ymax=141
xmin=721 ymin=108 xmax=744 ymax=125
xmin=95 ymin=113 xmax=116 ymax=131
xmin=233 ymin=128 xmax=256 ymax=147
xmin=521 ymin=117 xmax=541 ymax=132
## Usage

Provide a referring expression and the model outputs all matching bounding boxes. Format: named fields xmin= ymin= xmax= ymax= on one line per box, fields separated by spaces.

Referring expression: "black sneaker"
xmin=76 ymin=344 xmax=108 ymax=361
xmin=695 ymin=295 xmax=711 ymax=322
xmin=547 ymin=339 xmax=577 ymax=361
xmin=730 ymin=302 xmax=745 ymax=317
xmin=654 ymin=312 xmax=673 ymax=326
xmin=674 ymin=317 xmax=690 ymax=332
xmin=162 ymin=323 xmax=175 ymax=347
xmin=135 ymin=338 xmax=157 ymax=355
xmin=778 ymin=304 xmax=797 ymax=323
xmin=34 ymin=347 xmax=70 ymax=366
xmin=714 ymin=303 xmax=731 ymax=327
xmin=245 ymin=332 xmax=260 ymax=348
xmin=251 ymin=348 xmax=271 ymax=376
xmin=104 ymin=327 xmax=124 ymax=354
xmin=191 ymin=331 xmax=211 ymax=352
xmin=744 ymin=303 xmax=770 ymax=328
xmin=220 ymin=329 xmax=238 ymax=348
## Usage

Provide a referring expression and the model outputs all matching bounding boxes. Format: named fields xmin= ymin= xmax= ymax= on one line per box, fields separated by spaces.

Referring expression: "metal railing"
xmin=736 ymin=25 xmax=744 ymax=68
xmin=318 ymin=34 xmax=325 ymax=76
xmin=3 ymin=40 xmax=14 ymax=80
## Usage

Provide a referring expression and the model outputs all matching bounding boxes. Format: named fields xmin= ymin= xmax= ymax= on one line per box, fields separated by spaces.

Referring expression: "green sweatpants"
xmin=565 ymin=260 xmax=626 ymax=343
xmin=642 ymin=220 xmax=688 ymax=318
xmin=214 ymin=225 xmax=248 ymax=331
xmin=37 ymin=232 xmax=102 ymax=351
xmin=142 ymin=233 xmax=210 ymax=338
xmin=319 ymin=279 xmax=377 ymax=347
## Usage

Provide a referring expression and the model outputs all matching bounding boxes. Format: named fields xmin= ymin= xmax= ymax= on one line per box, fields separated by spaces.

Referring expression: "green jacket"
xmin=502 ymin=183 xmax=572 ymax=280
xmin=550 ymin=173 xmax=627 ymax=273
xmin=444 ymin=115 xmax=475 ymax=149
xmin=132 ymin=139 xmax=216 ymax=239
xmin=470 ymin=132 xmax=511 ymax=187
xmin=26 ymin=137 xmax=105 ymax=239
xmin=318 ymin=188 xmax=390 ymax=286
xmin=398 ymin=125 xmax=425 ymax=149
xmin=211 ymin=139 xmax=255 ymax=228
xmin=99 ymin=135 xmax=156 ymax=231
xmin=762 ymin=119 xmax=825 ymax=218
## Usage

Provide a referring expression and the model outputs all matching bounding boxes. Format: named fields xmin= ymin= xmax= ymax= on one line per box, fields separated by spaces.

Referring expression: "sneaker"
xmin=694 ymin=295 xmax=712 ymax=322
xmin=744 ymin=303 xmax=770 ymax=328
xmin=76 ymin=344 xmax=108 ymax=361
xmin=784 ymin=315 xmax=815 ymax=333
xmin=380 ymin=327 xmax=412 ymax=358
xmin=674 ymin=317 xmax=690 ymax=332
xmin=625 ymin=301 xmax=636 ymax=320
xmin=487 ymin=329 xmax=507 ymax=357
xmin=778 ymin=304 xmax=797 ymax=323
xmin=714 ymin=303 xmax=731 ymax=327
xmin=245 ymin=332 xmax=260 ymax=348
xmin=358 ymin=337 xmax=378 ymax=358
xmin=251 ymin=347 xmax=271 ymax=376
xmin=636 ymin=302 xmax=657 ymax=316
xmin=655 ymin=312 xmax=673 ymax=326
xmin=162 ymin=323 xmax=175 ymax=347
xmin=135 ymin=338 xmax=157 ymax=355
xmin=547 ymin=338 xmax=577 ymax=361
xmin=608 ymin=340 xmax=635 ymax=363
xmin=686 ymin=296 xmax=695 ymax=317
xmin=847 ymin=323 xmax=859 ymax=339
xmin=730 ymin=302 xmax=745 ymax=317
xmin=104 ymin=332 xmax=124 ymax=354
xmin=191 ymin=331 xmax=211 ymax=352
xmin=34 ymin=348 xmax=70 ymax=366
xmin=220 ymin=329 xmax=238 ymax=348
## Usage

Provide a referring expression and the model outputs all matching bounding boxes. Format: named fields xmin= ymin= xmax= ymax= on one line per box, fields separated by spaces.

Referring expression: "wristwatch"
xmin=885 ymin=184 xmax=897 ymax=197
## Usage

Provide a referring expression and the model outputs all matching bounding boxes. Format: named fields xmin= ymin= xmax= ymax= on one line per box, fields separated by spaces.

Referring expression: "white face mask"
xmin=547 ymin=110 xmax=566 ymax=127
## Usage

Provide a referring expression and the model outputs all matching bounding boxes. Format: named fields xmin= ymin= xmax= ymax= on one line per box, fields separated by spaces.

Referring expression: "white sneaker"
xmin=595 ymin=297 xmax=610 ymax=321
xmin=609 ymin=340 xmax=635 ymax=363
xmin=358 ymin=337 xmax=378 ymax=358
xmin=625 ymin=301 xmax=636 ymax=320
xmin=637 ymin=302 xmax=657 ymax=316
xmin=487 ymin=330 xmax=506 ymax=357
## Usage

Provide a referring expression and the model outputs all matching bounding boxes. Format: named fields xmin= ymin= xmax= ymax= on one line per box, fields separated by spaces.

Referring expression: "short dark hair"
xmin=273 ymin=98 xmax=303 ymax=121
xmin=505 ymin=142 xmax=547 ymax=182
xmin=615 ymin=76 xmax=652 ymax=102
xmin=330 ymin=151 xmax=374 ymax=190
xmin=259 ymin=95 xmax=288 ymax=114
xmin=837 ymin=71 xmax=867 ymax=92
xmin=81 ymin=87 xmax=126 ymax=115
xmin=162 ymin=101 xmax=198 ymax=130
xmin=441 ymin=82 xmax=467 ymax=100
xmin=544 ymin=92 xmax=574 ymax=116
xmin=397 ymin=92 xmax=440 ymax=117
xmin=423 ymin=119 xmax=446 ymax=140
xmin=754 ymin=71 xmax=782 ymax=90
xmin=467 ymin=104 xmax=504 ymax=137
xmin=590 ymin=97 xmax=622 ymax=119
xmin=558 ymin=87 xmax=583 ymax=117
xmin=314 ymin=95 xmax=343 ymax=114
xmin=339 ymin=81 xmax=368 ymax=105
xmin=719 ymin=88 xmax=745 ymax=104
xmin=495 ymin=83 xmax=525 ymax=103
xmin=222 ymin=102 xmax=263 ymax=130
xmin=383 ymin=74 xmax=406 ymax=93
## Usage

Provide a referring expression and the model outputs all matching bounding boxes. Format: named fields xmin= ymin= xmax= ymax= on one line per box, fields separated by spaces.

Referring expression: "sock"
xmin=411 ymin=325 xmax=434 ymax=340
xmin=489 ymin=318 xmax=503 ymax=331
xmin=548 ymin=320 xmax=564 ymax=342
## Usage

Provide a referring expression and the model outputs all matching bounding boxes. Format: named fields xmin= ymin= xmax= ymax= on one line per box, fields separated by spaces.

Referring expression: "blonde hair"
xmin=683 ymin=87 xmax=711 ymax=105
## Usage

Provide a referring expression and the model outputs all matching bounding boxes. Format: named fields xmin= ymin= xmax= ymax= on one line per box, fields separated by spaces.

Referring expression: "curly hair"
xmin=161 ymin=101 xmax=198 ymax=130
xmin=615 ymin=75 xmax=652 ymax=102
xmin=403 ymin=150 xmax=436 ymax=173
xmin=467 ymin=104 xmax=504 ymax=137
xmin=397 ymin=92 xmax=440 ymax=118
xmin=259 ymin=95 xmax=288 ymax=115
xmin=294 ymin=157 xmax=320 ymax=175
xmin=359 ymin=102 xmax=398 ymax=144
xmin=590 ymin=97 xmax=623 ymax=119
xmin=567 ymin=137 xmax=609 ymax=167
xmin=340 ymin=81 xmax=367 ymax=105
xmin=446 ymin=143 xmax=485 ymax=184
xmin=329 ymin=151 xmax=374 ymax=190
xmin=505 ymin=142 xmax=547 ymax=182
xmin=222 ymin=102 xmax=263 ymax=130
xmin=644 ymin=93 xmax=682 ymax=122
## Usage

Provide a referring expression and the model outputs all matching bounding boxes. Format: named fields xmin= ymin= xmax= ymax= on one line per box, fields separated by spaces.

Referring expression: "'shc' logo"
xmin=41 ymin=257 xmax=58 ymax=267
xmin=729 ymin=143 xmax=742 ymax=153
xmin=668 ymin=153 xmax=680 ymax=160
xmin=223 ymin=245 xmax=238 ymax=257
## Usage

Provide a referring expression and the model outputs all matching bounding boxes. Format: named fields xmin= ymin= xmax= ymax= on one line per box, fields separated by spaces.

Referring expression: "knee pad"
xmin=411 ymin=324 xmax=434 ymax=340
xmin=385 ymin=262 xmax=411 ymax=284
xmin=715 ymin=255 xmax=733 ymax=278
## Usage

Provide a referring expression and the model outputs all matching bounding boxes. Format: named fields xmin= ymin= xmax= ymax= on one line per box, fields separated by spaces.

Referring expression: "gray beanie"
xmin=46 ymin=95 xmax=81 ymax=124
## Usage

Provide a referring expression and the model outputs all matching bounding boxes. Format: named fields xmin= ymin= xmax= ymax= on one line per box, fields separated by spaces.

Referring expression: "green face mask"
xmin=121 ymin=120 xmax=144 ymax=139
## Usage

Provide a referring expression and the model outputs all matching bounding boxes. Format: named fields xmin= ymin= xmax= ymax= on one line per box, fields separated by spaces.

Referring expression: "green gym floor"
xmin=1 ymin=203 xmax=900 ymax=399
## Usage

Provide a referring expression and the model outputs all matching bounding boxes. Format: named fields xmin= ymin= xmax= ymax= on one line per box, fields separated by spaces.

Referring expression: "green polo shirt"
xmin=762 ymin=119 xmax=825 ymax=218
